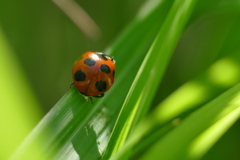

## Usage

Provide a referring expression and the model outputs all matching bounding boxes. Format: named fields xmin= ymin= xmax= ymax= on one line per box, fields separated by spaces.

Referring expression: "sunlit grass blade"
xmin=153 ymin=55 xmax=240 ymax=124
xmin=103 ymin=0 xmax=198 ymax=159
xmin=188 ymin=106 xmax=240 ymax=159
xmin=140 ymin=84 xmax=240 ymax=160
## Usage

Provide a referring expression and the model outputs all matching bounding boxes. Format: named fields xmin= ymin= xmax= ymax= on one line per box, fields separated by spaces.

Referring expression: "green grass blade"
xmin=140 ymin=84 xmax=240 ymax=160
xmin=103 ymin=0 xmax=198 ymax=159
xmin=188 ymin=106 xmax=240 ymax=159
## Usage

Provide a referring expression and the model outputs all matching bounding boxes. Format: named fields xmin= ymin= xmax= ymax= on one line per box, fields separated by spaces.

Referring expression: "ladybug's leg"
xmin=93 ymin=93 xmax=104 ymax=98
xmin=70 ymin=82 xmax=75 ymax=88
xmin=89 ymin=97 xmax=93 ymax=104
xmin=80 ymin=93 xmax=93 ymax=104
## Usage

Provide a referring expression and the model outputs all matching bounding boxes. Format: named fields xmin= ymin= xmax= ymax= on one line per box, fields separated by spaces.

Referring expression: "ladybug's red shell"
xmin=72 ymin=52 xmax=115 ymax=96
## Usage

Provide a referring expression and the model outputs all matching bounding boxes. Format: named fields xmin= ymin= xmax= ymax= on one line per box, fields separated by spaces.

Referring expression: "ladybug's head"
xmin=96 ymin=52 xmax=115 ymax=64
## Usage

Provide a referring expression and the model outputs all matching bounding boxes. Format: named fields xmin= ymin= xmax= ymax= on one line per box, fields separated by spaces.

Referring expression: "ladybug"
xmin=72 ymin=51 xmax=116 ymax=103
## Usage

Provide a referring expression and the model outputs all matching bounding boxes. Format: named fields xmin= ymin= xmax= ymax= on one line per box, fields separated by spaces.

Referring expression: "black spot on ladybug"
xmin=113 ymin=70 xmax=115 ymax=77
xmin=84 ymin=58 xmax=96 ymax=66
xmin=74 ymin=70 xmax=86 ymax=81
xmin=97 ymin=53 xmax=108 ymax=61
xmin=95 ymin=81 xmax=107 ymax=92
xmin=100 ymin=64 xmax=111 ymax=74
